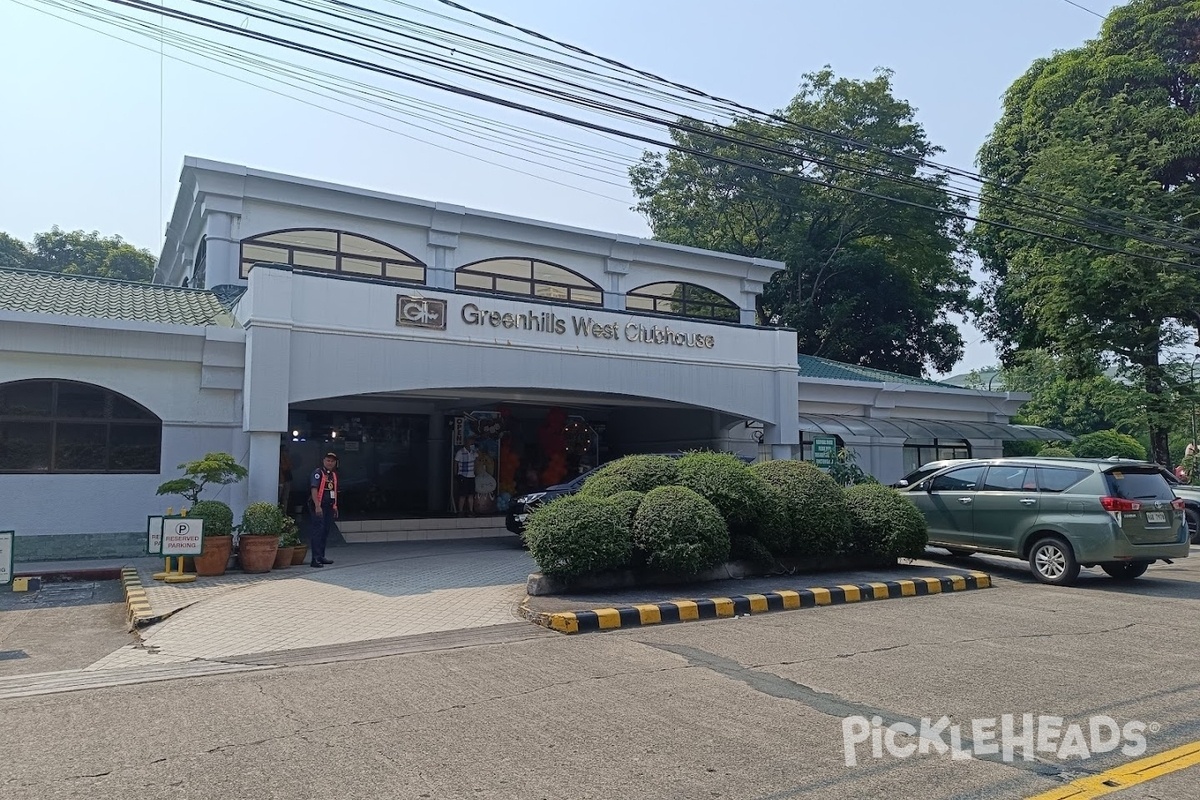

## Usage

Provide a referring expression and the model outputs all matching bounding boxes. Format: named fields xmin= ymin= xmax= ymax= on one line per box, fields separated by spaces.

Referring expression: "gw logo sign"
xmin=396 ymin=296 xmax=447 ymax=330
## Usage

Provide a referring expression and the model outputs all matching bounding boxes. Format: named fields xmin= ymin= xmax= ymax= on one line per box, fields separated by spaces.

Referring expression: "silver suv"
xmin=906 ymin=457 xmax=1190 ymax=585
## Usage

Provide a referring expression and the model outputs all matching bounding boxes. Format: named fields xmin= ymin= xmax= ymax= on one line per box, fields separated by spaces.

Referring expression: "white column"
xmin=248 ymin=431 xmax=281 ymax=504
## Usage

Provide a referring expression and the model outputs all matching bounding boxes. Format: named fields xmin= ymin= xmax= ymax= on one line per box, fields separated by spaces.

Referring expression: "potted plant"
xmin=274 ymin=518 xmax=300 ymax=569
xmin=189 ymin=500 xmax=235 ymax=576
xmin=284 ymin=515 xmax=309 ymax=565
xmin=156 ymin=452 xmax=249 ymax=506
xmin=239 ymin=501 xmax=283 ymax=573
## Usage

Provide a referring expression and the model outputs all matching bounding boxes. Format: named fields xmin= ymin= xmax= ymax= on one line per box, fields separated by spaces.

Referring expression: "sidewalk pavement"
xmin=11 ymin=539 xmax=994 ymax=677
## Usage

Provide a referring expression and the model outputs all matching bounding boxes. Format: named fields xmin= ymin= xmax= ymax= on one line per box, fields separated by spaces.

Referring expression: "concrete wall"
xmin=0 ymin=313 xmax=246 ymax=560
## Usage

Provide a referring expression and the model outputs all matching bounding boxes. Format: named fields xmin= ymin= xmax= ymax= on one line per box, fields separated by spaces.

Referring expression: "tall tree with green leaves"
xmin=973 ymin=0 xmax=1200 ymax=465
xmin=629 ymin=68 xmax=973 ymax=376
xmin=0 ymin=227 xmax=156 ymax=282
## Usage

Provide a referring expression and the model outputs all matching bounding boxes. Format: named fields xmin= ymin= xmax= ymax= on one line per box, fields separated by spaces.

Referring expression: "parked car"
xmin=892 ymin=459 xmax=980 ymax=489
xmin=905 ymin=457 xmax=1190 ymax=585
xmin=1100 ymin=457 xmax=1200 ymax=544
xmin=505 ymin=452 xmax=755 ymax=537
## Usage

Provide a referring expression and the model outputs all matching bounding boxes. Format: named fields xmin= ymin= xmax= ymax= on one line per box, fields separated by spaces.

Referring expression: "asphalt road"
xmin=2 ymin=549 xmax=1198 ymax=799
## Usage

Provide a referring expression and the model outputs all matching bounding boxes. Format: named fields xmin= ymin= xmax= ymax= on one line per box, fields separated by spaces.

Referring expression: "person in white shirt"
xmin=454 ymin=438 xmax=479 ymax=516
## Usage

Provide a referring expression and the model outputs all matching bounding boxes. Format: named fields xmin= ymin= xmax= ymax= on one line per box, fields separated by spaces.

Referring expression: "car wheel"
xmin=1101 ymin=561 xmax=1149 ymax=580
xmin=1187 ymin=509 xmax=1200 ymax=545
xmin=1028 ymin=536 xmax=1080 ymax=586
xmin=944 ymin=547 xmax=974 ymax=558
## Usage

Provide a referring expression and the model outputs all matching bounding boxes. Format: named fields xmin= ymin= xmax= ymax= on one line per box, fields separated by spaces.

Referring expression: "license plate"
xmin=1146 ymin=511 xmax=1167 ymax=524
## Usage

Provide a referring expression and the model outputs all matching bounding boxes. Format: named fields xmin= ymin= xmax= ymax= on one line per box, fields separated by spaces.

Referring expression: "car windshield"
xmin=898 ymin=463 xmax=952 ymax=486
xmin=1104 ymin=468 xmax=1175 ymax=502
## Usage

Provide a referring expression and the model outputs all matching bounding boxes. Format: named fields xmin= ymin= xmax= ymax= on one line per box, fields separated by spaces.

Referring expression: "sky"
xmin=0 ymin=0 xmax=1115 ymax=377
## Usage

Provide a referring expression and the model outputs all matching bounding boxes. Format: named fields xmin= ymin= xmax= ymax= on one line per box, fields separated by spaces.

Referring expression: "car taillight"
xmin=1100 ymin=497 xmax=1141 ymax=512
xmin=1172 ymin=498 xmax=1186 ymax=511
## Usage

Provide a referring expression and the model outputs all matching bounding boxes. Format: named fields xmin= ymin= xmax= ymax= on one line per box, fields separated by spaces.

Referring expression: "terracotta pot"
xmin=238 ymin=534 xmax=280 ymax=573
xmin=290 ymin=544 xmax=309 ymax=566
xmin=273 ymin=546 xmax=295 ymax=569
xmin=194 ymin=536 xmax=233 ymax=577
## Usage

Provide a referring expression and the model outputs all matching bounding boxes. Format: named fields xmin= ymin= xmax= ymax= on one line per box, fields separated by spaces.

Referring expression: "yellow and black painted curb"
xmin=120 ymin=567 xmax=159 ymax=629
xmin=520 ymin=572 xmax=992 ymax=634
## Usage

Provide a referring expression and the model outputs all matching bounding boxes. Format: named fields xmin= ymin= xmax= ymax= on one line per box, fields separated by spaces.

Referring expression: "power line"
xmin=1060 ymin=0 xmax=1106 ymax=19
xmin=83 ymin=0 xmax=1200 ymax=272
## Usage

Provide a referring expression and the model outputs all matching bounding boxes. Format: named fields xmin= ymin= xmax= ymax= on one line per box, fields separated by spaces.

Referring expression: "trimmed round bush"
xmin=1071 ymin=430 xmax=1146 ymax=461
xmin=675 ymin=451 xmax=772 ymax=537
xmin=844 ymin=483 xmax=928 ymax=560
xmin=1036 ymin=446 xmax=1075 ymax=458
xmin=577 ymin=472 xmax=635 ymax=499
xmin=524 ymin=495 xmax=632 ymax=577
xmin=603 ymin=490 xmax=644 ymax=527
xmin=632 ymin=485 xmax=730 ymax=574
xmin=753 ymin=484 xmax=792 ymax=556
xmin=750 ymin=459 xmax=851 ymax=556
xmin=240 ymin=501 xmax=284 ymax=536
xmin=730 ymin=534 xmax=777 ymax=567
xmin=586 ymin=455 xmax=680 ymax=492
xmin=188 ymin=500 xmax=233 ymax=537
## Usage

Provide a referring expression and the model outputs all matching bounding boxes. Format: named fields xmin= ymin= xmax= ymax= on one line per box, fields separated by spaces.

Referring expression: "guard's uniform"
xmin=309 ymin=467 xmax=338 ymax=566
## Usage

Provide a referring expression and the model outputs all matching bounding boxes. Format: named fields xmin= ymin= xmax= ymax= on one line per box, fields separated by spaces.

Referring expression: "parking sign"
xmin=161 ymin=517 xmax=204 ymax=555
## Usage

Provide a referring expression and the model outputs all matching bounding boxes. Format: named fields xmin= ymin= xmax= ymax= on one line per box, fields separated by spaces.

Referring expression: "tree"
xmin=0 ymin=227 xmax=156 ymax=282
xmin=973 ymin=0 xmax=1200 ymax=466
xmin=629 ymin=68 xmax=974 ymax=376
xmin=0 ymin=233 xmax=32 ymax=270
xmin=157 ymin=452 xmax=249 ymax=506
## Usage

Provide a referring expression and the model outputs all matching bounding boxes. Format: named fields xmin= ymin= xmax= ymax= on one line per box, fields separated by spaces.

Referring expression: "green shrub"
xmin=844 ymin=484 xmax=928 ymax=560
xmin=1071 ymin=430 xmax=1146 ymax=461
xmin=632 ymin=486 xmax=730 ymax=574
xmin=577 ymin=472 xmax=635 ymax=499
xmin=156 ymin=451 xmax=248 ymax=504
xmin=188 ymin=500 xmax=233 ymax=537
xmin=675 ymin=451 xmax=772 ymax=537
xmin=586 ymin=455 xmax=680 ymax=492
xmin=753 ymin=484 xmax=792 ymax=556
xmin=750 ymin=459 xmax=851 ymax=556
xmin=603 ymin=490 xmax=644 ymax=527
xmin=240 ymin=501 xmax=284 ymax=536
xmin=730 ymin=534 xmax=777 ymax=567
xmin=524 ymin=495 xmax=632 ymax=577
xmin=1036 ymin=446 xmax=1075 ymax=458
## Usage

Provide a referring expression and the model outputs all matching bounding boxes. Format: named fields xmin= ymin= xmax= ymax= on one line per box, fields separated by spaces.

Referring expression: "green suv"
xmin=906 ymin=457 xmax=1191 ymax=586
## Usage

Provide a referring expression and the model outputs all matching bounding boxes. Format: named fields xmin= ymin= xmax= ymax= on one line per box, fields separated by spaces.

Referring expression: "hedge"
xmin=1071 ymin=430 xmax=1146 ymax=461
xmin=675 ymin=451 xmax=772 ymax=538
xmin=844 ymin=484 xmax=928 ymax=560
xmin=524 ymin=494 xmax=632 ymax=577
xmin=585 ymin=454 xmax=681 ymax=493
xmin=632 ymin=485 xmax=730 ymax=574
xmin=577 ymin=472 xmax=635 ymax=499
xmin=750 ymin=459 xmax=851 ymax=556
xmin=188 ymin=500 xmax=234 ymax=537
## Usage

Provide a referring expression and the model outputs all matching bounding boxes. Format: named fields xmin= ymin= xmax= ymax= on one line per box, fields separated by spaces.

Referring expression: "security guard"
xmin=308 ymin=452 xmax=339 ymax=568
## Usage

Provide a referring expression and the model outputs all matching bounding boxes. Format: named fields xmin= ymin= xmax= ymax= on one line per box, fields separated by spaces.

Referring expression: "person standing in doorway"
xmin=454 ymin=437 xmax=478 ymax=516
xmin=309 ymin=452 xmax=339 ymax=568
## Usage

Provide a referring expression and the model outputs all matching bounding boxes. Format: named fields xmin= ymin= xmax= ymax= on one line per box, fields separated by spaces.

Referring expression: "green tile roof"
xmin=797 ymin=354 xmax=946 ymax=387
xmin=0 ymin=267 xmax=235 ymax=327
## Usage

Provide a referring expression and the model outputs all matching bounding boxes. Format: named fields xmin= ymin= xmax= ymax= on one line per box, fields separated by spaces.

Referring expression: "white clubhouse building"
xmin=0 ymin=158 xmax=1065 ymax=559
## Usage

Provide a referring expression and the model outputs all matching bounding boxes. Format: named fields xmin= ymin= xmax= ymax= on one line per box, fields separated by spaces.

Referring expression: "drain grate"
xmin=0 ymin=650 xmax=29 ymax=661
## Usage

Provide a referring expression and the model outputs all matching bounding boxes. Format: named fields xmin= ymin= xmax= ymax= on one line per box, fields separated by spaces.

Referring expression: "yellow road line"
xmin=1027 ymin=740 xmax=1200 ymax=799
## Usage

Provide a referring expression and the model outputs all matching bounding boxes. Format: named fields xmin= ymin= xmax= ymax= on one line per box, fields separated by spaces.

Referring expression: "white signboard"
xmin=147 ymin=516 xmax=164 ymax=555
xmin=0 ymin=531 xmax=12 ymax=586
xmin=161 ymin=518 xmax=204 ymax=556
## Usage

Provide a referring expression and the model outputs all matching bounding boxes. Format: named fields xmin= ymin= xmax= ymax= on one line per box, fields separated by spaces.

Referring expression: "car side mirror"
xmin=917 ymin=481 xmax=931 ymax=492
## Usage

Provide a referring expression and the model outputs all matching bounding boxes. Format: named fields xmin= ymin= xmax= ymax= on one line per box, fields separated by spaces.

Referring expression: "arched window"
xmin=240 ymin=229 xmax=426 ymax=284
xmin=455 ymin=257 xmax=603 ymax=306
xmin=626 ymin=282 xmax=739 ymax=321
xmin=0 ymin=380 xmax=162 ymax=473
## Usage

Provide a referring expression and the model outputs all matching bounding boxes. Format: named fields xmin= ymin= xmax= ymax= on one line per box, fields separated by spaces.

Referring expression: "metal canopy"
xmin=796 ymin=413 xmax=1073 ymax=442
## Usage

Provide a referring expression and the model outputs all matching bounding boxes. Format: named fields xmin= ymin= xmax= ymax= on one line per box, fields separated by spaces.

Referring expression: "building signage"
xmin=459 ymin=301 xmax=717 ymax=349
xmin=813 ymin=435 xmax=838 ymax=470
xmin=396 ymin=296 xmax=448 ymax=330
xmin=161 ymin=517 xmax=204 ymax=556
xmin=0 ymin=531 xmax=12 ymax=586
